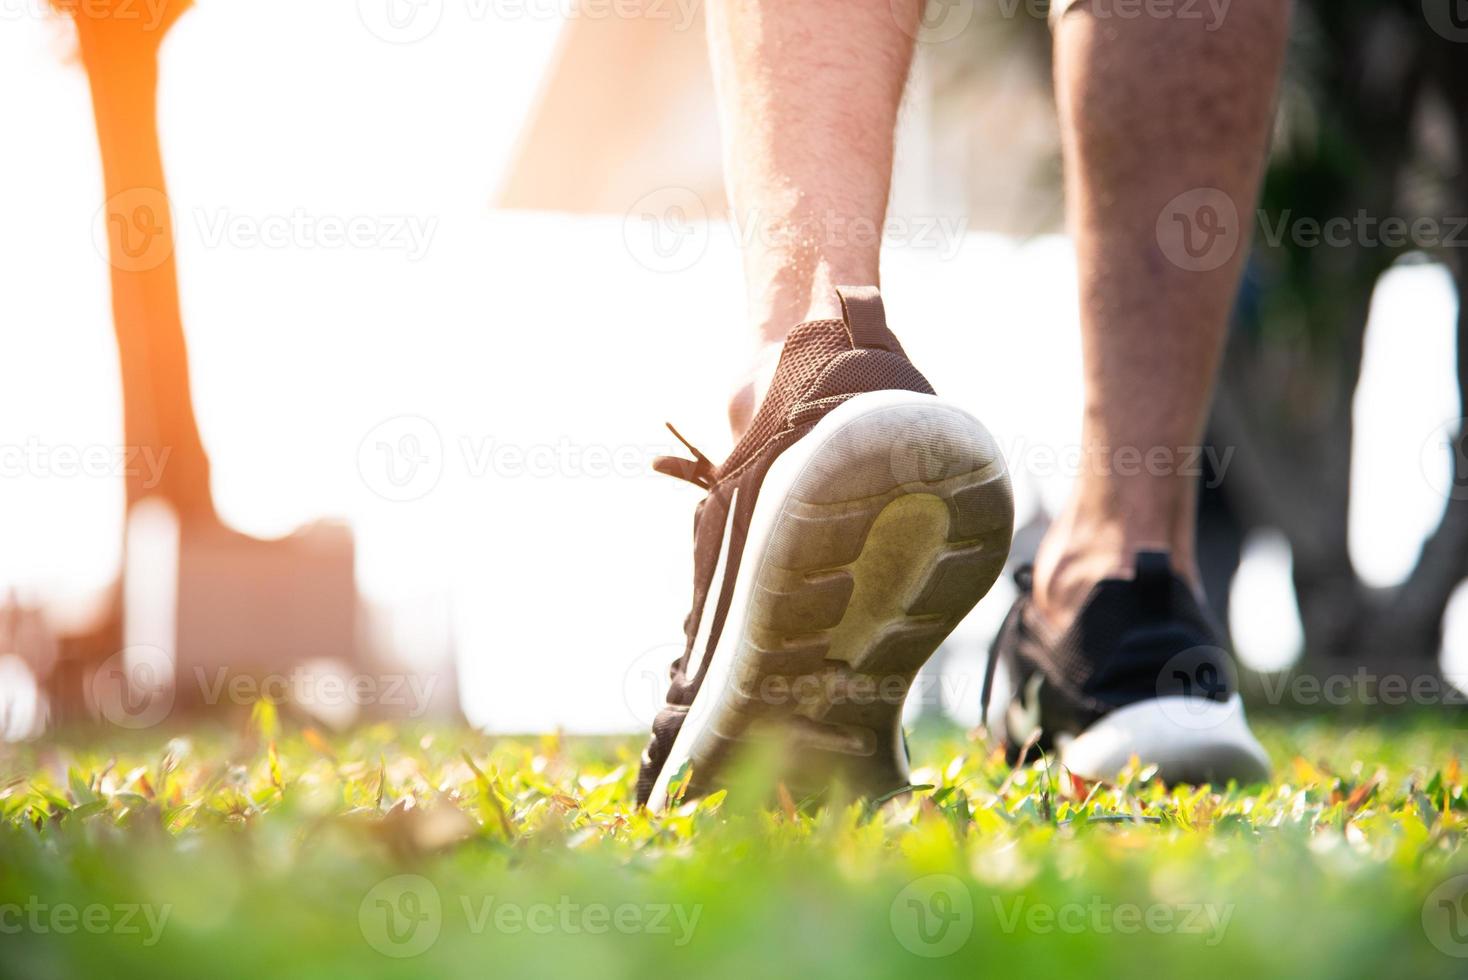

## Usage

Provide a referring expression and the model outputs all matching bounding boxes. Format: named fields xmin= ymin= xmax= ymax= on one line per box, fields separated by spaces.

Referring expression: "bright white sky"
xmin=0 ymin=2 xmax=1463 ymax=731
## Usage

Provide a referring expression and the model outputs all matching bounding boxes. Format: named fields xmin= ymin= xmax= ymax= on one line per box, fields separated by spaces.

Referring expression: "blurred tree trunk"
xmin=49 ymin=0 xmax=215 ymax=725
xmin=1215 ymin=1 xmax=1468 ymax=690
xmin=72 ymin=0 xmax=215 ymax=522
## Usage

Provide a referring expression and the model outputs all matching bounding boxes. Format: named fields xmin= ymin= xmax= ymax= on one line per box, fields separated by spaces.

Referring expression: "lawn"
xmin=2 ymin=707 xmax=1466 ymax=979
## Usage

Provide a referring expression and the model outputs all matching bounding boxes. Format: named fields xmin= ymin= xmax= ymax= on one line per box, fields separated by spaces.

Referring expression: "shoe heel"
xmin=654 ymin=392 xmax=1015 ymax=809
xmin=726 ymin=394 xmax=1015 ymax=797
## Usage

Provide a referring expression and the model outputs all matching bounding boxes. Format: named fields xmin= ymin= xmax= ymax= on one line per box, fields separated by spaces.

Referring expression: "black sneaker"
xmin=982 ymin=551 xmax=1269 ymax=785
xmin=637 ymin=286 xmax=1014 ymax=808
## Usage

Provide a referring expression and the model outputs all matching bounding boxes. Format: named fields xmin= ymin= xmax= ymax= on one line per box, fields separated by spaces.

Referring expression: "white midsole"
xmin=647 ymin=390 xmax=984 ymax=809
xmin=1058 ymin=694 xmax=1270 ymax=782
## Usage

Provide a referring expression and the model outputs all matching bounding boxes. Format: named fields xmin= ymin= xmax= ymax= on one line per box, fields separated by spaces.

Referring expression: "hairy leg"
xmin=706 ymin=0 xmax=921 ymax=437
xmin=1033 ymin=0 xmax=1290 ymax=627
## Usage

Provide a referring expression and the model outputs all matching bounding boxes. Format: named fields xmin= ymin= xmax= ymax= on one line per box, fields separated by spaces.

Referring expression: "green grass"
xmin=2 ymin=708 xmax=1468 ymax=979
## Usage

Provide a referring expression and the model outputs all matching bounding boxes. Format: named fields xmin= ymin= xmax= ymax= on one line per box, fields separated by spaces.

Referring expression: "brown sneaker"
xmin=637 ymin=286 xmax=1014 ymax=808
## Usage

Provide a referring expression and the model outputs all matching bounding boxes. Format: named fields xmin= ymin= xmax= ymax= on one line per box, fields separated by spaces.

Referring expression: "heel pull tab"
xmin=1134 ymin=550 xmax=1173 ymax=616
xmin=835 ymin=285 xmax=903 ymax=354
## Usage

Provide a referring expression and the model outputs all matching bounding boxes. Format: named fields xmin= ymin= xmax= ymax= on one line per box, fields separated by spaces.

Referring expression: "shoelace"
xmin=652 ymin=423 xmax=716 ymax=489
xmin=644 ymin=422 xmax=717 ymax=729
xmin=979 ymin=643 xmax=1000 ymax=735
xmin=978 ymin=565 xmax=1033 ymax=730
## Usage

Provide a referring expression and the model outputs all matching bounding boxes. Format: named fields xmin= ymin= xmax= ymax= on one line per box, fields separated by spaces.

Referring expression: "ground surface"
xmin=2 ymin=710 xmax=1467 ymax=979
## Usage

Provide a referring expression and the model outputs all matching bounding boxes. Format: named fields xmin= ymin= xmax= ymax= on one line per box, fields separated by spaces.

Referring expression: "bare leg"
xmin=706 ymin=0 xmax=921 ymax=437
xmin=1032 ymin=0 xmax=1290 ymax=628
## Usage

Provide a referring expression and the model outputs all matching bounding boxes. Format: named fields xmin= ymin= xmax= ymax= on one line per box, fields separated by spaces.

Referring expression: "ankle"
xmin=728 ymin=264 xmax=874 ymax=439
xmin=1030 ymin=544 xmax=1122 ymax=636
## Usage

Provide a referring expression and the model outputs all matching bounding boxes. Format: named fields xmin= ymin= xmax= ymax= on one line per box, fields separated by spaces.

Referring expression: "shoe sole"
xmin=647 ymin=391 xmax=1014 ymax=809
xmin=1057 ymin=694 xmax=1270 ymax=786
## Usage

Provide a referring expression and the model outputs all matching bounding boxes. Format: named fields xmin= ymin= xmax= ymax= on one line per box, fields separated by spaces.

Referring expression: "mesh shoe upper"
xmin=635 ymin=287 xmax=936 ymax=805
